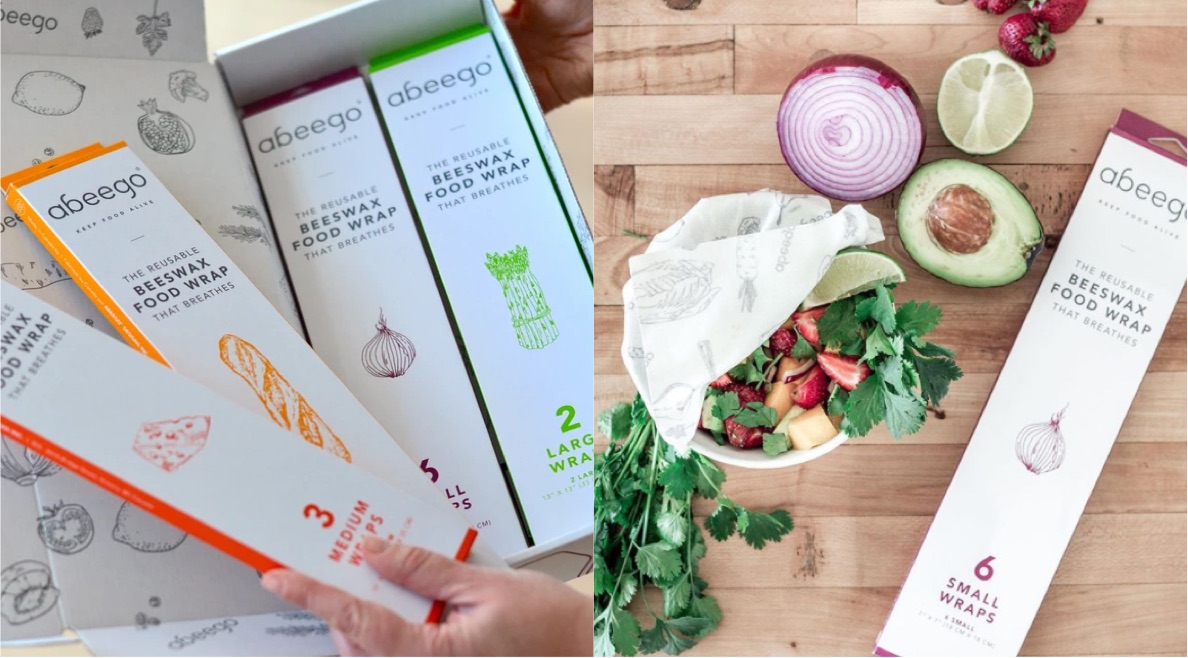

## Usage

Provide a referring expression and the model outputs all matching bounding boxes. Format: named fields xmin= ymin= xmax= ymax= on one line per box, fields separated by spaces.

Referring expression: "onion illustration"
xmin=361 ymin=309 xmax=416 ymax=379
xmin=1016 ymin=404 xmax=1069 ymax=475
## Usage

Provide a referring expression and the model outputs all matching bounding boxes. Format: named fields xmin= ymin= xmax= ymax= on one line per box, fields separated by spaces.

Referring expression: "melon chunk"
xmin=786 ymin=405 xmax=837 ymax=449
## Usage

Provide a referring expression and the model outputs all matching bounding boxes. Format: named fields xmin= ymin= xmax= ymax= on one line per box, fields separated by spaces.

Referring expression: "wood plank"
xmin=670 ymin=443 xmax=1185 ymax=517
xmin=594 ymin=304 xmax=1188 ymax=374
xmin=734 ymin=25 xmax=1185 ymax=96
xmin=692 ymin=514 xmax=1186 ymax=588
xmin=593 ymin=94 xmax=1187 ymax=165
xmin=595 ymin=0 xmax=856 ymax=26
xmin=594 ymin=371 xmax=1188 ymax=445
xmin=593 ymin=165 xmax=635 ymax=235
xmin=593 ymin=236 xmax=646 ymax=305
xmin=857 ymin=0 xmax=1188 ymax=27
xmin=627 ymin=584 xmax=1186 ymax=656
xmin=595 ymin=26 xmax=734 ymax=95
xmin=631 ymin=164 xmax=1091 ymax=237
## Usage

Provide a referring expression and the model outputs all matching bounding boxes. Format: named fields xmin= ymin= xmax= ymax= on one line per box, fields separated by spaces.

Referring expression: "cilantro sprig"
xmin=595 ymin=398 xmax=794 ymax=656
xmin=818 ymin=284 xmax=962 ymax=439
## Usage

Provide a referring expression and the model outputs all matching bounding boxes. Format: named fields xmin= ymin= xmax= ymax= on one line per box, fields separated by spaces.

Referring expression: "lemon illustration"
xmin=12 ymin=71 xmax=85 ymax=116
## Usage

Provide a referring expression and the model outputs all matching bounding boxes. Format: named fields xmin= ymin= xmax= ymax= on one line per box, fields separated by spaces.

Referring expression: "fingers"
xmin=261 ymin=569 xmax=433 ymax=656
xmin=361 ymin=537 xmax=492 ymax=605
xmin=330 ymin=629 xmax=367 ymax=657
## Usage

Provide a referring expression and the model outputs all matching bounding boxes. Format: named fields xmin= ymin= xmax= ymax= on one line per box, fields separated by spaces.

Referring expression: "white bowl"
xmin=688 ymin=427 xmax=850 ymax=469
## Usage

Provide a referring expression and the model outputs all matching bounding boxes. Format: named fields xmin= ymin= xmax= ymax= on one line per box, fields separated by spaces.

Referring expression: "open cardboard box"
xmin=0 ymin=0 xmax=592 ymax=654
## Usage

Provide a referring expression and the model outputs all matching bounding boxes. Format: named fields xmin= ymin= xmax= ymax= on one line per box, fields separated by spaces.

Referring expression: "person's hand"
xmin=504 ymin=0 xmax=592 ymax=112
xmin=261 ymin=536 xmax=593 ymax=656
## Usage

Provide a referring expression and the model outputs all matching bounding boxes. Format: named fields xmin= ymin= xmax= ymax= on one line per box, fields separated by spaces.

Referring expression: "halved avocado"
xmin=898 ymin=160 xmax=1042 ymax=287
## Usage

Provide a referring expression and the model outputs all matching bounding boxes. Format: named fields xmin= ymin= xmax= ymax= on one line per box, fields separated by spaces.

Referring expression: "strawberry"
xmin=999 ymin=13 xmax=1056 ymax=67
xmin=790 ymin=367 xmax=830 ymax=409
xmin=974 ymin=0 xmax=1019 ymax=14
xmin=708 ymin=374 xmax=734 ymax=389
xmin=1027 ymin=0 xmax=1086 ymax=33
xmin=768 ymin=328 xmax=796 ymax=356
xmin=724 ymin=417 xmax=766 ymax=449
xmin=816 ymin=353 xmax=871 ymax=391
xmin=792 ymin=306 xmax=827 ymax=346
xmin=726 ymin=384 xmax=765 ymax=407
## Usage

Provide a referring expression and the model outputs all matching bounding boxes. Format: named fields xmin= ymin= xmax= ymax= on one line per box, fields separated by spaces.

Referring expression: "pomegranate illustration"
xmin=36 ymin=502 xmax=94 ymax=555
xmin=1016 ymin=404 xmax=1068 ymax=475
xmin=136 ymin=99 xmax=193 ymax=155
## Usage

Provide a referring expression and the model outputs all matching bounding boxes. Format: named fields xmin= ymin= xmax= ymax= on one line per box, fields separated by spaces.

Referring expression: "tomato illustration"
xmin=36 ymin=502 xmax=94 ymax=555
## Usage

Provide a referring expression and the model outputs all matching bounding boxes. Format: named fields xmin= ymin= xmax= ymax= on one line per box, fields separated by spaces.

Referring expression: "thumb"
xmin=363 ymin=537 xmax=495 ymax=604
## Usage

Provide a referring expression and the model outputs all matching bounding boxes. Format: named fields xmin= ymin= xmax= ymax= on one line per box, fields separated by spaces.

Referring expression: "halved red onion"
xmin=777 ymin=55 xmax=925 ymax=202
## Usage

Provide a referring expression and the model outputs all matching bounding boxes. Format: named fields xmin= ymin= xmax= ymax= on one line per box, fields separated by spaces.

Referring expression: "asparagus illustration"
xmin=485 ymin=246 xmax=559 ymax=350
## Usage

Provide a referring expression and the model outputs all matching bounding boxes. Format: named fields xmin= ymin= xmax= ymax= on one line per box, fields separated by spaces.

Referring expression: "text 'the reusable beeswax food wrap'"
xmin=3 ymin=143 xmax=450 ymax=511
xmin=875 ymin=111 xmax=1186 ymax=657
xmin=369 ymin=25 xmax=593 ymax=546
xmin=241 ymin=69 xmax=527 ymax=557
xmin=620 ymin=191 xmax=885 ymax=453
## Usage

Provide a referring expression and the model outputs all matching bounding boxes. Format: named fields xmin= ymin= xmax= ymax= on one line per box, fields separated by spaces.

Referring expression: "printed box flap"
xmin=0 ymin=0 xmax=208 ymax=63
xmin=214 ymin=0 xmax=481 ymax=107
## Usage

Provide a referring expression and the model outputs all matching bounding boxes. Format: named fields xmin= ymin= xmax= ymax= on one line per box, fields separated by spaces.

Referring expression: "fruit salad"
xmin=698 ymin=251 xmax=963 ymax=456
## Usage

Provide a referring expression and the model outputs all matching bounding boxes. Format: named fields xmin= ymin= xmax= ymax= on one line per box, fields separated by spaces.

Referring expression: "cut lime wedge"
xmin=803 ymin=248 xmax=906 ymax=308
xmin=938 ymin=49 xmax=1034 ymax=156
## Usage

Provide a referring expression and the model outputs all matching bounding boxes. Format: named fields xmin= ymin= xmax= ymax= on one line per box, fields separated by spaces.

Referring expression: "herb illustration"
xmin=1 ymin=440 xmax=61 ymax=486
xmin=361 ymin=309 xmax=416 ymax=378
xmin=36 ymin=501 xmax=94 ymax=555
xmin=593 ymin=398 xmax=794 ymax=656
xmin=12 ymin=71 xmax=85 ymax=116
xmin=219 ymin=334 xmax=353 ymax=462
xmin=168 ymin=70 xmax=208 ymax=103
xmin=1016 ymin=404 xmax=1069 ymax=475
xmin=697 ymin=339 xmax=715 ymax=379
xmin=736 ymin=235 xmax=758 ymax=313
xmin=1 ymin=561 xmax=60 ymax=625
xmin=135 ymin=1 xmax=170 ymax=56
xmin=650 ymin=383 xmax=697 ymax=439
xmin=113 ymin=502 xmax=188 ymax=553
xmin=1 ymin=260 xmax=71 ymax=291
xmin=218 ymin=206 xmax=271 ymax=247
xmin=633 ymin=260 xmax=719 ymax=324
xmin=136 ymin=99 xmax=193 ymax=155
xmin=132 ymin=415 xmax=210 ymax=473
xmin=485 ymin=246 xmax=559 ymax=350
xmin=81 ymin=7 xmax=103 ymax=38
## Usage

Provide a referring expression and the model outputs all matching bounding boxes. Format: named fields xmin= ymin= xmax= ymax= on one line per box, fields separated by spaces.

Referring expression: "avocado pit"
xmin=925 ymin=184 xmax=993 ymax=254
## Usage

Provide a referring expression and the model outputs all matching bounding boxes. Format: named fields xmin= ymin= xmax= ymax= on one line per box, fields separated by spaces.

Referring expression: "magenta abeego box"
xmin=874 ymin=111 xmax=1186 ymax=657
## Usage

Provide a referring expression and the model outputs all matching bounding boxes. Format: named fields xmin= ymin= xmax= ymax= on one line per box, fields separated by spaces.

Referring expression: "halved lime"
xmin=802 ymin=248 xmax=906 ymax=308
xmin=938 ymin=49 xmax=1034 ymax=156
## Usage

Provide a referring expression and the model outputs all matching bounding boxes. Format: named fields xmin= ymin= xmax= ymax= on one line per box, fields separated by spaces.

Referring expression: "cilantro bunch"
xmin=594 ymin=397 xmax=793 ymax=656
xmin=817 ymin=284 xmax=962 ymax=438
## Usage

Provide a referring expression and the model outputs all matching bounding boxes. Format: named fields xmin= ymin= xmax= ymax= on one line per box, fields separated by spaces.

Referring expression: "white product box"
xmin=5 ymin=142 xmax=448 ymax=510
xmin=0 ymin=0 xmax=592 ymax=651
xmin=874 ymin=110 xmax=1186 ymax=657
xmin=367 ymin=25 xmax=594 ymax=545
xmin=0 ymin=281 xmax=480 ymax=625
xmin=240 ymin=69 xmax=527 ymax=557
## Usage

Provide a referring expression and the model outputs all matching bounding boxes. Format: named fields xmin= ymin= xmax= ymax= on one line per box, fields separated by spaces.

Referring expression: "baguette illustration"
xmin=218 ymin=334 xmax=352 ymax=463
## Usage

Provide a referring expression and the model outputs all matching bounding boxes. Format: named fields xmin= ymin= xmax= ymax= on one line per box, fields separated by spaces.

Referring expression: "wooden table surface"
xmin=591 ymin=1 xmax=1187 ymax=655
